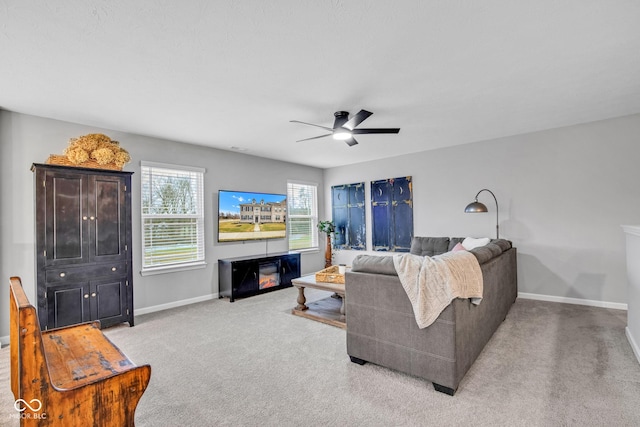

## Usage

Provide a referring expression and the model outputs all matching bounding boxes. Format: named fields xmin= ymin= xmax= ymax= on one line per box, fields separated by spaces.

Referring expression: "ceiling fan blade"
xmin=296 ymin=133 xmax=332 ymax=142
xmin=342 ymin=110 xmax=373 ymax=130
xmin=290 ymin=120 xmax=333 ymax=132
xmin=344 ymin=137 xmax=359 ymax=146
xmin=351 ymin=128 xmax=401 ymax=134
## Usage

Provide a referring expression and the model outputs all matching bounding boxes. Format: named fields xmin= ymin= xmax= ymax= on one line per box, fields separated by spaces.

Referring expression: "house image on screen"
xmin=239 ymin=199 xmax=287 ymax=224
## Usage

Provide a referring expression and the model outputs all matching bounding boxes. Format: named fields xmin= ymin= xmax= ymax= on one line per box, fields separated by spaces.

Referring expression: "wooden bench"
xmin=9 ymin=276 xmax=151 ymax=426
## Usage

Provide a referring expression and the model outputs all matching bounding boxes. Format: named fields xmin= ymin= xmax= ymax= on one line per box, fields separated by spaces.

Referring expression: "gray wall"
xmin=325 ymin=113 xmax=640 ymax=307
xmin=0 ymin=111 xmax=325 ymax=340
xmin=2 ymin=110 xmax=639 ymax=341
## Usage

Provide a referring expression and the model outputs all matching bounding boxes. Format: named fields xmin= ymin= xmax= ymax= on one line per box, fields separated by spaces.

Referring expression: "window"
xmin=287 ymin=181 xmax=318 ymax=251
xmin=141 ymin=162 xmax=205 ymax=274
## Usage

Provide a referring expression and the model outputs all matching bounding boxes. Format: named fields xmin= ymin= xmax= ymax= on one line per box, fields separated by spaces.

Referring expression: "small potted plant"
xmin=317 ymin=220 xmax=336 ymax=268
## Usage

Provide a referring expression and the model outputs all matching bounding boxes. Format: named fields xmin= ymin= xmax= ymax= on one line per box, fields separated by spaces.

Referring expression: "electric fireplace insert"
xmin=258 ymin=261 xmax=280 ymax=290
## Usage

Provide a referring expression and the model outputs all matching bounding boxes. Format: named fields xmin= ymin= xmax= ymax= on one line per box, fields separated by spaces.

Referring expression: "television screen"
xmin=218 ymin=190 xmax=287 ymax=242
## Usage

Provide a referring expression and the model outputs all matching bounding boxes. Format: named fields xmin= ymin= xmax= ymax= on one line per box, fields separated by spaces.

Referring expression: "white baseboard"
xmin=626 ymin=327 xmax=640 ymax=365
xmin=0 ymin=335 xmax=8 ymax=347
xmin=518 ymin=292 xmax=627 ymax=311
xmin=135 ymin=293 xmax=218 ymax=316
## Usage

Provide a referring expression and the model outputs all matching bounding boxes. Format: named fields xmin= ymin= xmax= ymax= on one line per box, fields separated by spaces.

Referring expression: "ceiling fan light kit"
xmin=332 ymin=131 xmax=352 ymax=140
xmin=291 ymin=109 xmax=400 ymax=146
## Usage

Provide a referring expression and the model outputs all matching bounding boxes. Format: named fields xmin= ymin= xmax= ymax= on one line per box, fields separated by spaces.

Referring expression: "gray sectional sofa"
xmin=345 ymin=237 xmax=517 ymax=395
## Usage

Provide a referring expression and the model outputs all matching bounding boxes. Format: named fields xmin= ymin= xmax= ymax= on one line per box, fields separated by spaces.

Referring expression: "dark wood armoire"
xmin=32 ymin=163 xmax=134 ymax=330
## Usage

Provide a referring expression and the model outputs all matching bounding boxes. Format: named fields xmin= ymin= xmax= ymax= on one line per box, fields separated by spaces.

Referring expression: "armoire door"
xmin=89 ymin=175 xmax=128 ymax=263
xmin=91 ymin=277 xmax=129 ymax=328
xmin=43 ymin=170 xmax=90 ymax=266
xmin=46 ymin=281 xmax=91 ymax=328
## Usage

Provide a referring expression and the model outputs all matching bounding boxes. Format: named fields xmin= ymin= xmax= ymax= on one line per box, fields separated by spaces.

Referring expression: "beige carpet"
xmin=1 ymin=287 xmax=639 ymax=426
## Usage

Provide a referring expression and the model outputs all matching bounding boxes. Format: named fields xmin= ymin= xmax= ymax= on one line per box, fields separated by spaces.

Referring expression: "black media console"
xmin=218 ymin=252 xmax=301 ymax=302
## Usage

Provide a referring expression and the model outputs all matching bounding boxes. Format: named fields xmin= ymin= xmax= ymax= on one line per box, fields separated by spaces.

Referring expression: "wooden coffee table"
xmin=291 ymin=274 xmax=345 ymax=329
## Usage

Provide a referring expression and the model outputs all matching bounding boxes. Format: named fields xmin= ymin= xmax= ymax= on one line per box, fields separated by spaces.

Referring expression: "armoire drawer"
xmin=46 ymin=262 xmax=127 ymax=283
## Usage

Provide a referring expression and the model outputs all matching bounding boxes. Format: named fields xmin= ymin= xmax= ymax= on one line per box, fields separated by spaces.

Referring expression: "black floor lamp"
xmin=464 ymin=189 xmax=499 ymax=239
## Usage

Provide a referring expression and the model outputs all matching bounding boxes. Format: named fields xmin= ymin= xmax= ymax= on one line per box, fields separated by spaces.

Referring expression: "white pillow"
xmin=462 ymin=237 xmax=490 ymax=250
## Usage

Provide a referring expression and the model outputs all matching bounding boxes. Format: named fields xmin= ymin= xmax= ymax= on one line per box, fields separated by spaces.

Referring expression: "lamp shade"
xmin=464 ymin=201 xmax=488 ymax=213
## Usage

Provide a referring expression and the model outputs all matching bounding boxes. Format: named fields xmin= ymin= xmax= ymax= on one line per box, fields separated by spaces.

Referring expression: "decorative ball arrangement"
xmin=65 ymin=133 xmax=130 ymax=167
xmin=47 ymin=133 xmax=131 ymax=170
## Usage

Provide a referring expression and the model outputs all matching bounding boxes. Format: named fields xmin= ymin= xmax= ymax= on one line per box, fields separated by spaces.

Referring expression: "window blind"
xmin=287 ymin=181 xmax=318 ymax=250
xmin=141 ymin=162 xmax=205 ymax=271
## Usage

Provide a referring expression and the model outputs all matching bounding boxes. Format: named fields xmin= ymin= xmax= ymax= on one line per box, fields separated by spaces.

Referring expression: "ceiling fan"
xmin=290 ymin=109 xmax=400 ymax=146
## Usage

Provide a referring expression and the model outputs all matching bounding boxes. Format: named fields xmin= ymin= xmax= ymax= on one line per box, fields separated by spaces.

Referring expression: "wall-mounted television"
xmin=218 ymin=190 xmax=287 ymax=242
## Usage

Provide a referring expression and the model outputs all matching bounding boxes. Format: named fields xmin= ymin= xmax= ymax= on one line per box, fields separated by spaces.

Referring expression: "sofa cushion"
xmin=462 ymin=237 xmax=491 ymax=250
xmin=492 ymin=239 xmax=512 ymax=252
xmin=451 ymin=242 xmax=466 ymax=252
xmin=351 ymin=254 xmax=397 ymax=276
xmin=470 ymin=245 xmax=498 ymax=264
xmin=469 ymin=240 xmax=511 ymax=264
xmin=448 ymin=237 xmax=465 ymax=251
xmin=409 ymin=237 xmax=450 ymax=256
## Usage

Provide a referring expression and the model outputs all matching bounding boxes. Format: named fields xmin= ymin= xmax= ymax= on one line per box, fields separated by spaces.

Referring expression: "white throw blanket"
xmin=393 ymin=251 xmax=483 ymax=329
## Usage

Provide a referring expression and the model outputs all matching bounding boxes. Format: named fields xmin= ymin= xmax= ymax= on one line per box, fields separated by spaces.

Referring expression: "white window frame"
xmin=287 ymin=180 xmax=319 ymax=251
xmin=140 ymin=161 xmax=206 ymax=275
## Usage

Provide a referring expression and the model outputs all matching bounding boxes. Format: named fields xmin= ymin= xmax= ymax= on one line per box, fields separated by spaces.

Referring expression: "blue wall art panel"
xmin=371 ymin=179 xmax=391 ymax=250
xmin=332 ymin=185 xmax=348 ymax=248
xmin=371 ymin=176 xmax=413 ymax=252
xmin=332 ymin=182 xmax=366 ymax=250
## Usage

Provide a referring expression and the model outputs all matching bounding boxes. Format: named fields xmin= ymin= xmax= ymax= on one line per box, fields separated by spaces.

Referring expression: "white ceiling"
xmin=2 ymin=1 xmax=640 ymax=169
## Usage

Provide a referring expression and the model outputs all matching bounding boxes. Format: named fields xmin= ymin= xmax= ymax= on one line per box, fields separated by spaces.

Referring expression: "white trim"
xmin=621 ymin=225 xmax=640 ymax=237
xmin=140 ymin=160 xmax=206 ymax=174
xmin=294 ymin=248 xmax=320 ymax=254
xmin=135 ymin=293 xmax=218 ymax=316
xmin=287 ymin=178 xmax=319 ymax=187
xmin=0 ymin=335 xmax=8 ymax=347
xmin=140 ymin=261 xmax=207 ymax=276
xmin=518 ymin=292 xmax=627 ymax=311
xmin=626 ymin=327 xmax=640 ymax=366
